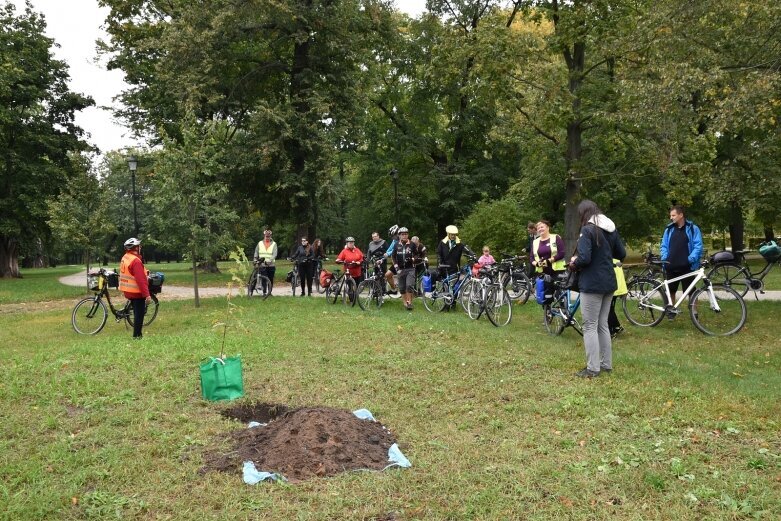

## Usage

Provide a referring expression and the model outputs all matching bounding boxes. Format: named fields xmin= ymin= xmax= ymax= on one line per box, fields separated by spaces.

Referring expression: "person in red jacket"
xmin=119 ymin=237 xmax=151 ymax=339
xmin=336 ymin=236 xmax=365 ymax=283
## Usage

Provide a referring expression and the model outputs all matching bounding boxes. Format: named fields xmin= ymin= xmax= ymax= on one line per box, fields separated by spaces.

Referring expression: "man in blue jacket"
xmin=660 ymin=205 xmax=703 ymax=302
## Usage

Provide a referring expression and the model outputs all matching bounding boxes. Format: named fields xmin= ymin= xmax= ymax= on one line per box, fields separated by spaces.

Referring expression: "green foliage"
xmin=0 ymin=3 xmax=93 ymax=276
xmin=460 ymin=197 xmax=529 ymax=254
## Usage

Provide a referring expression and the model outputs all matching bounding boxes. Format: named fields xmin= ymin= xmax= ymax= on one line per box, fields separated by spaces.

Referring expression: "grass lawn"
xmin=0 ymin=266 xmax=85 ymax=305
xmin=1 ymin=289 xmax=779 ymax=519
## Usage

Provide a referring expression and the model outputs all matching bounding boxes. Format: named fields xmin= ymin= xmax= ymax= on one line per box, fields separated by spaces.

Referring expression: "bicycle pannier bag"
xmin=199 ymin=355 xmax=244 ymax=401
xmin=422 ymin=273 xmax=432 ymax=292
xmin=147 ymin=271 xmax=165 ymax=294
xmin=710 ymin=251 xmax=735 ymax=265
xmin=427 ymin=267 xmax=439 ymax=283
xmin=759 ymin=240 xmax=781 ymax=261
xmin=319 ymin=269 xmax=332 ymax=288
xmin=613 ymin=260 xmax=627 ymax=297
xmin=285 ymin=270 xmax=294 ymax=283
xmin=471 ymin=262 xmax=483 ymax=278
xmin=106 ymin=270 xmax=119 ymax=289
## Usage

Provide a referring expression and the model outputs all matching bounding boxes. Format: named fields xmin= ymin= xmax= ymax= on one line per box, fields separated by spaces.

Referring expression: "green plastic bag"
xmin=200 ymin=355 xmax=244 ymax=401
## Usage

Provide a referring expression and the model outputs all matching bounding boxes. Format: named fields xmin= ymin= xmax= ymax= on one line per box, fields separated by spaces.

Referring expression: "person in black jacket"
xmin=292 ymin=237 xmax=315 ymax=296
xmin=436 ymin=225 xmax=464 ymax=277
xmin=570 ymin=200 xmax=626 ymax=378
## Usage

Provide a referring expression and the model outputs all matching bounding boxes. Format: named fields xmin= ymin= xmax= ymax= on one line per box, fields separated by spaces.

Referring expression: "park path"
xmin=57 ymin=270 xmax=318 ymax=299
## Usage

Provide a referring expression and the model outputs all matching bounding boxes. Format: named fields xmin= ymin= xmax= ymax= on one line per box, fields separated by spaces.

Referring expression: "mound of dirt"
xmin=203 ymin=404 xmax=398 ymax=482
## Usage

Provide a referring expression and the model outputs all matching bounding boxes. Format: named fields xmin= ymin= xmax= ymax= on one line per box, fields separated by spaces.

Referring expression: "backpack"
xmin=759 ymin=240 xmax=781 ymax=261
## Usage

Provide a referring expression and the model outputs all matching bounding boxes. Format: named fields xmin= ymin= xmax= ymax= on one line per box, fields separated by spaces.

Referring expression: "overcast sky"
xmin=9 ymin=0 xmax=427 ymax=155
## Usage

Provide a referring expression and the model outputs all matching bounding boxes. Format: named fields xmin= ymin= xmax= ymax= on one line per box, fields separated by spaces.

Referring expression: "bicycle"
xmin=72 ymin=267 xmax=160 ymax=335
xmin=422 ymin=248 xmax=478 ymax=313
xmin=246 ymin=259 xmax=272 ymax=299
xmin=356 ymin=259 xmax=386 ymax=311
xmin=286 ymin=258 xmax=301 ymax=296
xmin=314 ymin=256 xmax=328 ymax=294
xmin=542 ymin=273 xmax=582 ymax=336
xmin=623 ymin=248 xmax=664 ymax=282
xmin=622 ymin=264 xmax=746 ymax=336
xmin=326 ymin=261 xmax=361 ymax=306
xmin=497 ymin=252 xmax=532 ymax=304
xmin=464 ymin=264 xmax=513 ymax=327
xmin=706 ymin=239 xmax=781 ymax=298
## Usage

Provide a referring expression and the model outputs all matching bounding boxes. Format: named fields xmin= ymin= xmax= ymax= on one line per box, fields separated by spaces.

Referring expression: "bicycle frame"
xmin=655 ymin=267 xmax=717 ymax=313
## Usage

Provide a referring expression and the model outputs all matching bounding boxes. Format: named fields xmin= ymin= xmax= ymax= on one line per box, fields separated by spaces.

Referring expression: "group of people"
xmin=241 ymin=202 xmax=703 ymax=379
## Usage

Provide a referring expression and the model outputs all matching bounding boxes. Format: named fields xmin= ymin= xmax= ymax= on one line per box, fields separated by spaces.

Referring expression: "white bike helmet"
xmin=345 ymin=236 xmax=356 ymax=242
xmin=124 ymin=237 xmax=141 ymax=250
xmin=398 ymin=227 xmax=409 ymax=233
xmin=388 ymin=224 xmax=399 ymax=236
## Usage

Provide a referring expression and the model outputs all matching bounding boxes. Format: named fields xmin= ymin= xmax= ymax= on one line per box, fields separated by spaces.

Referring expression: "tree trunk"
xmin=192 ymin=246 xmax=200 ymax=308
xmin=562 ymin=39 xmax=586 ymax=252
xmin=0 ymin=236 xmax=21 ymax=278
xmin=763 ymin=226 xmax=775 ymax=242
xmin=728 ymin=201 xmax=744 ymax=253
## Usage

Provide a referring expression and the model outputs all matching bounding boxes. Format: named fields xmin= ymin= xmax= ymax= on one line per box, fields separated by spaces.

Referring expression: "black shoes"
xmin=610 ymin=326 xmax=624 ymax=338
xmin=600 ymin=366 xmax=612 ymax=374
xmin=575 ymin=368 xmax=600 ymax=378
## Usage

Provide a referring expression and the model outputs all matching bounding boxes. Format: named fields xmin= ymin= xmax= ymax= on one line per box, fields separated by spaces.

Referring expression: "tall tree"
xmin=0 ymin=3 xmax=93 ymax=277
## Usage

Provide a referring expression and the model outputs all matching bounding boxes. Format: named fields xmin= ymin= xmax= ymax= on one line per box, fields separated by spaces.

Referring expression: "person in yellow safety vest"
xmin=119 ymin=237 xmax=151 ymax=339
xmin=253 ymin=228 xmax=278 ymax=294
xmin=530 ymin=220 xmax=566 ymax=277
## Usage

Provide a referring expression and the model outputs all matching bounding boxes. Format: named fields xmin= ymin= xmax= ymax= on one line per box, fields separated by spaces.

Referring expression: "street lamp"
xmin=389 ymin=168 xmax=399 ymax=224
xmin=127 ymin=155 xmax=139 ymax=237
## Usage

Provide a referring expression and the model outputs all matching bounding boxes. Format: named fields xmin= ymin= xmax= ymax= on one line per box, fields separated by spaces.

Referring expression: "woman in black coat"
xmin=569 ymin=200 xmax=626 ymax=378
xmin=292 ymin=237 xmax=315 ymax=296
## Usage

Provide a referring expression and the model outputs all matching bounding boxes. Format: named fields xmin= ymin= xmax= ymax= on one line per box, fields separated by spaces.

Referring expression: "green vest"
xmin=533 ymin=234 xmax=566 ymax=272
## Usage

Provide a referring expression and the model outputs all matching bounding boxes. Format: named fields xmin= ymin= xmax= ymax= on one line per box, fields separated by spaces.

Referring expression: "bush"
xmin=459 ymin=198 xmax=529 ymax=254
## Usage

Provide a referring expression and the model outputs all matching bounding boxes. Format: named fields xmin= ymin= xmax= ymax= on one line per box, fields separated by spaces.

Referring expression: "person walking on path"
xmin=569 ymin=201 xmax=626 ymax=378
xmin=292 ymin=237 xmax=315 ymax=296
xmin=660 ymin=205 xmax=703 ymax=303
xmin=119 ymin=237 xmax=151 ymax=339
xmin=391 ymin=227 xmax=418 ymax=310
xmin=253 ymin=228 xmax=278 ymax=295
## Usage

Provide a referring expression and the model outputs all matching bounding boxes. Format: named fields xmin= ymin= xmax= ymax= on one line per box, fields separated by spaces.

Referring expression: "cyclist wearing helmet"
xmin=384 ymin=224 xmax=400 ymax=294
xmin=391 ymin=227 xmax=418 ymax=310
xmin=119 ymin=237 xmax=150 ymax=339
xmin=253 ymin=228 xmax=278 ymax=294
xmin=336 ymin=236 xmax=365 ymax=283
xmin=437 ymin=225 xmax=464 ymax=276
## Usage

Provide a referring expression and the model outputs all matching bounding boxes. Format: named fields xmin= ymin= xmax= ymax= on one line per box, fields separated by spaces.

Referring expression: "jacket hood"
xmin=369 ymin=239 xmax=386 ymax=248
xmin=588 ymin=214 xmax=616 ymax=233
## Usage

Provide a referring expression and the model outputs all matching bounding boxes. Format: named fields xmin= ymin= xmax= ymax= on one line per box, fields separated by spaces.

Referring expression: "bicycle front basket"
xmin=87 ymin=270 xmax=101 ymax=291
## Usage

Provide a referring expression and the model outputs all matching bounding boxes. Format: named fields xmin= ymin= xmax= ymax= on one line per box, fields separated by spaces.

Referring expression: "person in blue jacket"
xmin=659 ymin=205 xmax=703 ymax=302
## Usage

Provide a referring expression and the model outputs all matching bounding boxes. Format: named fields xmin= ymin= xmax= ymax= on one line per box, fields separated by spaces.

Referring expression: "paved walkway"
xmin=57 ymin=270 xmax=321 ymax=299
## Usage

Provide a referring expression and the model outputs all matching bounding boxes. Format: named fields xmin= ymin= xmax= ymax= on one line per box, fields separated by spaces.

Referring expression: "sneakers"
xmin=610 ymin=326 xmax=624 ymax=338
xmin=600 ymin=366 xmax=612 ymax=374
xmin=405 ymin=302 xmax=413 ymax=311
xmin=574 ymin=368 xmax=600 ymax=378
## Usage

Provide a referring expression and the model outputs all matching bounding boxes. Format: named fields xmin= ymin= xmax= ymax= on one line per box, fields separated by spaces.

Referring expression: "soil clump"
xmin=204 ymin=405 xmax=398 ymax=482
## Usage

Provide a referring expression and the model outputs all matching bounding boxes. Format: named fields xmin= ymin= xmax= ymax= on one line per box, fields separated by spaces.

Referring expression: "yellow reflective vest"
xmin=532 ymin=234 xmax=566 ymax=273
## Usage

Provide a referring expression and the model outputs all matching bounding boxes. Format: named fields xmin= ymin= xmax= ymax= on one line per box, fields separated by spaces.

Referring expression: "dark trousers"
xmin=260 ymin=266 xmax=276 ymax=292
xmin=131 ymin=298 xmax=146 ymax=338
xmin=299 ymin=262 xmax=314 ymax=295
xmin=607 ymin=295 xmax=620 ymax=332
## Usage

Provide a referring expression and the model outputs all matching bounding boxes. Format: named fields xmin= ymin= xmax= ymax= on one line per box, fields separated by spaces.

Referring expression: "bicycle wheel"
xmin=329 ymin=278 xmax=342 ymax=304
xmin=314 ymin=272 xmax=323 ymax=294
xmin=459 ymin=278 xmax=476 ymax=314
xmin=706 ymin=263 xmax=750 ymax=297
xmin=622 ymin=277 xmax=666 ymax=327
xmin=246 ymin=269 xmax=257 ymax=297
xmin=255 ymin=275 xmax=271 ymax=300
xmin=291 ymin=271 xmax=299 ymax=296
xmin=342 ymin=278 xmax=357 ymax=307
xmin=357 ymin=280 xmax=381 ymax=310
xmin=125 ymin=294 xmax=159 ymax=328
xmin=423 ymin=280 xmax=447 ymax=312
xmin=72 ymin=297 xmax=108 ymax=335
xmin=690 ymin=284 xmax=746 ymax=336
xmin=506 ymin=271 xmax=531 ymax=304
xmin=543 ymin=299 xmax=565 ymax=335
xmin=486 ymin=287 xmax=512 ymax=327
xmin=465 ymin=282 xmax=484 ymax=320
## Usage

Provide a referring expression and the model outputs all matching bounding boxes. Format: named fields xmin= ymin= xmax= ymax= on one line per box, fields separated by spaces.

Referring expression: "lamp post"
xmin=127 ymin=155 xmax=139 ymax=237
xmin=389 ymin=168 xmax=399 ymax=224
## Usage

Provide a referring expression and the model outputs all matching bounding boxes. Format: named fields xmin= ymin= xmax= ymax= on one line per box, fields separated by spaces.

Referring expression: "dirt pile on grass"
xmin=203 ymin=403 xmax=398 ymax=482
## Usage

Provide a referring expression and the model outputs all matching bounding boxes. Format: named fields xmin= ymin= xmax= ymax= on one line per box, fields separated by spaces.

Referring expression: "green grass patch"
xmin=1 ymin=295 xmax=779 ymax=519
xmin=0 ymin=266 xmax=85 ymax=304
